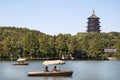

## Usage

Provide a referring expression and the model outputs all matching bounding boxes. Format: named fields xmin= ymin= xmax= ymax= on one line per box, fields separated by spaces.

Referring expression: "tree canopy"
xmin=0 ymin=26 xmax=120 ymax=60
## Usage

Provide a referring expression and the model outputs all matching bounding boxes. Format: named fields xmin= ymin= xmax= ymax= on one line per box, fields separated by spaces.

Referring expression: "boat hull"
xmin=13 ymin=63 xmax=29 ymax=65
xmin=28 ymin=70 xmax=73 ymax=76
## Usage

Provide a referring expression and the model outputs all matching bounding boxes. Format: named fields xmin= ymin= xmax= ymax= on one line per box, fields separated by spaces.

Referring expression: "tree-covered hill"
xmin=0 ymin=26 xmax=120 ymax=60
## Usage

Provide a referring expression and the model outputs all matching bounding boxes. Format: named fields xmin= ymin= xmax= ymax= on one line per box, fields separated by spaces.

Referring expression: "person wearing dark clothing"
xmin=45 ymin=66 xmax=49 ymax=72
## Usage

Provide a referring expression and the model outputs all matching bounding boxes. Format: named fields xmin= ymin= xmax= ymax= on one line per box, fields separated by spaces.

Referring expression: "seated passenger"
xmin=44 ymin=66 xmax=49 ymax=72
xmin=52 ymin=66 xmax=57 ymax=72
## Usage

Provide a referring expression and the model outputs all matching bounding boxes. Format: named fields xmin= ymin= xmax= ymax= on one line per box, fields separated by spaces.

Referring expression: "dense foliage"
xmin=0 ymin=26 xmax=120 ymax=60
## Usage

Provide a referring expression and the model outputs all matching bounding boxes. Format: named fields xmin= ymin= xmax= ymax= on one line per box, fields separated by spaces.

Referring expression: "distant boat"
xmin=13 ymin=58 xmax=29 ymax=65
xmin=28 ymin=60 xmax=73 ymax=76
xmin=107 ymin=57 xmax=116 ymax=60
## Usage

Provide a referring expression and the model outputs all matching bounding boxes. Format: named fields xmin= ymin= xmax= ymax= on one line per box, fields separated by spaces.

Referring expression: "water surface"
xmin=0 ymin=60 xmax=120 ymax=80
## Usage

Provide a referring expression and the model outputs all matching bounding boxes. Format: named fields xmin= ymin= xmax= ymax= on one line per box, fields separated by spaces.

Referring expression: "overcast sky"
xmin=0 ymin=0 xmax=120 ymax=35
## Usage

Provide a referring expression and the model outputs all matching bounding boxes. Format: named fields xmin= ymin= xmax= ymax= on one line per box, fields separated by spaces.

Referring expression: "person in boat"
xmin=44 ymin=66 xmax=49 ymax=72
xmin=18 ymin=61 xmax=24 ymax=64
xmin=52 ymin=66 xmax=57 ymax=72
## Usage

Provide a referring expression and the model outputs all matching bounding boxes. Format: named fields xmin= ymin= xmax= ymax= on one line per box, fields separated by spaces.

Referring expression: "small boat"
xmin=28 ymin=60 xmax=73 ymax=76
xmin=28 ymin=70 xmax=73 ymax=76
xmin=13 ymin=58 xmax=29 ymax=65
xmin=13 ymin=63 xmax=29 ymax=65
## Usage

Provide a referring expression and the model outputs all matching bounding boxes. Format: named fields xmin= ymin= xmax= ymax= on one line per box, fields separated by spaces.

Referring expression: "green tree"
xmin=22 ymin=31 xmax=39 ymax=59
xmin=87 ymin=33 xmax=104 ymax=59
xmin=115 ymin=41 xmax=120 ymax=59
xmin=56 ymin=34 xmax=68 ymax=59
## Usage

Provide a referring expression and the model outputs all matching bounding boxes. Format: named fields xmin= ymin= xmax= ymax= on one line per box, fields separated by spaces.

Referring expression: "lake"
xmin=0 ymin=60 xmax=120 ymax=80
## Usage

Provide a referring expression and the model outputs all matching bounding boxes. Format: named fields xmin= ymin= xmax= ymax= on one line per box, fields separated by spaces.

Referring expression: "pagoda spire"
xmin=92 ymin=9 xmax=95 ymax=14
xmin=89 ymin=9 xmax=98 ymax=18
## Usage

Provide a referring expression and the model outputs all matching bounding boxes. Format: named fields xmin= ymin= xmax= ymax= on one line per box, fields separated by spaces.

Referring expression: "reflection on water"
xmin=41 ymin=76 xmax=72 ymax=80
xmin=0 ymin=60 xmax=120 ymax=80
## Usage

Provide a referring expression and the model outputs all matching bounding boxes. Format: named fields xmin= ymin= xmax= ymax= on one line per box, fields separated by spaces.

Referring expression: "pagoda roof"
xmin=88 ymin=9 xmax=99 ymax=18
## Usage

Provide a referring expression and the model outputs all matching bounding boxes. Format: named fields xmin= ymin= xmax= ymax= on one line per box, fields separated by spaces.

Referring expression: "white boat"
xmin=13 ymin=58 xmax=29 ymax=65
xmin=28 ymin=60 xmax=73 ymax=76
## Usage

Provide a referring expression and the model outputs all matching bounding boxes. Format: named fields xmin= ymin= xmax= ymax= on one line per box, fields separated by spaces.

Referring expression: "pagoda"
xmin=87 ymin=10 xmax=101 ymax=32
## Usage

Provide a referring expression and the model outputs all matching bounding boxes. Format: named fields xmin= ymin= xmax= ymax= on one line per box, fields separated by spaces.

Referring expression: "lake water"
xmin=0 ymin=60 xmax=120 ymax=80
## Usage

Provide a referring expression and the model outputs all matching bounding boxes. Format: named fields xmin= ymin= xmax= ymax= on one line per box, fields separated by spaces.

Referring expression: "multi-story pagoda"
xmin=87 ymin=10 xmax=101 ymax=32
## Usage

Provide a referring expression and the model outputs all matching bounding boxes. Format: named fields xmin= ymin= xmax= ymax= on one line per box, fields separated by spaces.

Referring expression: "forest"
xmin=0 ymin=26 xmax=120 ymax=60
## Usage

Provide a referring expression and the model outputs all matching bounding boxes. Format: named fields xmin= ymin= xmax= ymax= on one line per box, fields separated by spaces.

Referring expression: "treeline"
xmin=0 ymin=26 xmax=120 ymax=60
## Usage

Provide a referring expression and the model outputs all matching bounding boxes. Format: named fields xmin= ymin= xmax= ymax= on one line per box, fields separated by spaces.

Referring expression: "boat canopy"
xmin=43 ymin=60 xmax=65 ymax=65
xmin=17 ymin=58 xmax=26 ymax=61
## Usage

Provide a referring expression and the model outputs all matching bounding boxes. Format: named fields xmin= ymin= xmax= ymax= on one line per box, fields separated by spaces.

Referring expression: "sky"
xmin=0 ymin=0 xmax=120 ymax=35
